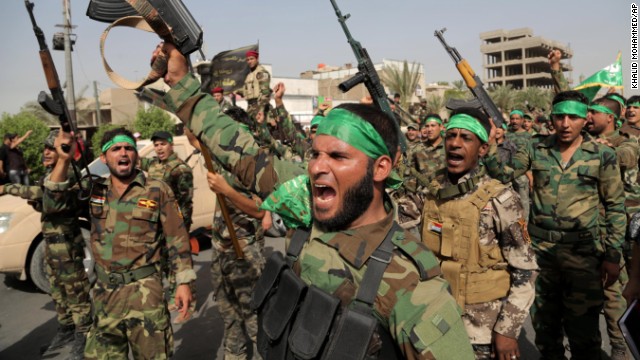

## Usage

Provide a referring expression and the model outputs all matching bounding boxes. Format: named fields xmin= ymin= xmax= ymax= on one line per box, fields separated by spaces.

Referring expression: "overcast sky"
xmin=0 ymin=0 xmax=633 ymax=115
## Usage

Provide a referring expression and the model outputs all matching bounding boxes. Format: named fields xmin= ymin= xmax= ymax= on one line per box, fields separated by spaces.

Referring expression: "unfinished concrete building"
xmin=480 ymin=28 xmax=572 ymax=89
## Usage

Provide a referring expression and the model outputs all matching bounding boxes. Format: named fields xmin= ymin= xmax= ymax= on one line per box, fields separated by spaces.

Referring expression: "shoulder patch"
xmin=495 ymin=189 xmax=514 ymax=204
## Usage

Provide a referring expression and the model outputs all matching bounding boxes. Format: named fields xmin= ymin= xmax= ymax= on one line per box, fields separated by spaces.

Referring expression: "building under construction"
xmin=480 ymin=28 xmax=572 ymax=89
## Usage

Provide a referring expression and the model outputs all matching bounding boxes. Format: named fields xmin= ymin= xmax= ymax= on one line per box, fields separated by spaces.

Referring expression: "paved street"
xmin=0 ymin=236 xmax=617 ymax=359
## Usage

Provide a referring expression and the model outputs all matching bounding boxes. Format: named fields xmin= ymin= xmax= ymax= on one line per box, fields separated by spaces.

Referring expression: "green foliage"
xmin=133 ymin=107 xmax=175 ymax=139
xmin=426 ymin=94 xmax=445 ymax=115
xmin=0 ymin=112 xmax=52 ymax=182
xmin=381 ymin=60 xmax=422 ymax=108
xmin=437 ymin=81 xmax=450 ymax=86
xmin=488 ymin=84 xmax=515 ymax=113
xmin=90 ymin=123 xmax=124 ymax=159
xmin=513 ymin=87 xmax=553 ymax=113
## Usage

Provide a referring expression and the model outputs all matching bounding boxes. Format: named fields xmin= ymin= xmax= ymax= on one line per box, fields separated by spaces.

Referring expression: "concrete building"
xmin=480 ymin=28 xmax=573 ymax=89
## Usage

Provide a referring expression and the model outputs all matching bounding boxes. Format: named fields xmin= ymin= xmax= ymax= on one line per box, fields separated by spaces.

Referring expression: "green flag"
xmin=574 ymin=52 xmax=623 ymax=101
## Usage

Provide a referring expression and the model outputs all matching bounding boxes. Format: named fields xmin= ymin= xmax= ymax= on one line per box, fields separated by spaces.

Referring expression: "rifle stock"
xmin=434 ymin=28 xmax=506 ymax=128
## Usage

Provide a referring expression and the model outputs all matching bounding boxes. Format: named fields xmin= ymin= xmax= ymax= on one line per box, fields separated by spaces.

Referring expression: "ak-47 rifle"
xmin=434 ymin=28 xmax=506 ymax=128
xmin=329 ymin=0 xmax=406 ymax=151
xmin=87 ymin=0 xmax=244 ymax=259
xmin=25 ymin=0 xmax=94 ymax=200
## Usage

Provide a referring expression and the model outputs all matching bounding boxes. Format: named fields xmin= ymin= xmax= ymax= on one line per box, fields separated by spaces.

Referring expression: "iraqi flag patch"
xmin=90 ymin=195 xmax=105 ymax=205
xmin=429 ymin=221 xmax=443 ymax=234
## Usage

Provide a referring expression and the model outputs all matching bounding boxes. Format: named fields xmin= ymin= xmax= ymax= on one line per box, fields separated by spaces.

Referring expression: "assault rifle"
xmin=434 ymin=28 xmax=506 ymax=128
xmin=329 ymin=0 xmax=406 ymax=151
xmin=86 ymin=0 xmax=204 ymax=59
xmin=25 ymin=0 xmax=93 ymax=199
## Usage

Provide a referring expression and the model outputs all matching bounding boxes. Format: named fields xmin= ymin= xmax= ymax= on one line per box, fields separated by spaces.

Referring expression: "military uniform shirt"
xmin=295 ymin=209 xmax=474 ymax=359
xmin=44 ymin=170 xmax=196 ymax=284
xmin=485 ymin=133 xmax=626 ymax=262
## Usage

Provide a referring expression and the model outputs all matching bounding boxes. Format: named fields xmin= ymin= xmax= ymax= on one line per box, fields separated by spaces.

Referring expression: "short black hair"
xmin=627 ymin=95 xmax=640 ymax=106
xmin=335 ymin=103 xmax=399 ymax=162
xmin=552 ymin=90 xmax=589 ymax=106
xmin=224 ymin=106 xmax=254 ymax=131
xmin=101 ymin=128 xmax=136 ymax=152
xmin=449 ymin=107 xmax=491 ymax=141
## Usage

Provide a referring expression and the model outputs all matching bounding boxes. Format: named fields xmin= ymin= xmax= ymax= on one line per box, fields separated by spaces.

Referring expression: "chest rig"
xmin=422 ymin=178 xmax=510 ymax=309
xmin=250 ymin=225 xmax=403 ymax=360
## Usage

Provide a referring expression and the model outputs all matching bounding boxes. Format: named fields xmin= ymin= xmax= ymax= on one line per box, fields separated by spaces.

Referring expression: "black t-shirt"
xmin=6 ymin=147 xmax=26 ymax=171
xmin=0 ymin=145 xmax=8 ymax=184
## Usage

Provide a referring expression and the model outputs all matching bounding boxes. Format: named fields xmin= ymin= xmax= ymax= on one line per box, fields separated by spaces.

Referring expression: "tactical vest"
xmin=422 ymin=178 xmax=510 ymax=309
xmin=251 ymin=226 xmax=403 ymax=360
xmin=243 ymin=64 xmax=268 ymax=100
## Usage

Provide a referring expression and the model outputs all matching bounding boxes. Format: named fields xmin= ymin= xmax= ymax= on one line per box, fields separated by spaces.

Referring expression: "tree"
xmin=488 ymin=84 xmax=515 ymax=113
xmin=426 ymin=94 xmax=445 ymax=115
xmin=513 ymin=87 xmax=553 ymax=113
xmin=381 ymin=60 xmax=422 ymax=108
xmin=0 ymin=112 xmax=51 ymax=183
xmin=133 ymin=107 xmax=176 ymax=140
xmin=19 ymin=101 xmax=58 ymax=126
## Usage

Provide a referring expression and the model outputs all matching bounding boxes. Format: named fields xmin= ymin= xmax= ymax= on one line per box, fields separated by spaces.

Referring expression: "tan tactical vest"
xmin=243 ymin=64 xmax=268 ymax=100
xmin=422 ymin=179 xmax=510 ymax=309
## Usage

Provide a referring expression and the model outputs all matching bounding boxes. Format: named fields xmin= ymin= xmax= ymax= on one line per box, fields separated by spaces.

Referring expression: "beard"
xmin=314 ymin=161 xmax=374 ymax=232
xmin=106 ymin=160 xmax=136 ymax=182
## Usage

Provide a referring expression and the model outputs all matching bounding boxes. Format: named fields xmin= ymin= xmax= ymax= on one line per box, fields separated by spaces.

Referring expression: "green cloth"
xmin=101 ymin=135 xmax=136 ymax=153
xmin=316 ymin=108 xmax=390 ymax=159
xmin=310 ymin=115 xmax=323 ymax=128
xmin=574 ymin=52 xmax=623 ymax=102
xmin=589 ymin=104 xmax=617 ymax=118
xmin=446 ymin=113 xmax=489 ymax=143
xmin=510 ymin=110 xmax=524 ymax=118
xmin=551 ymin=100 xmax=588 ymax=118
xmin=260 ymin=175 xmax=312 ymax=228
xmin=627 ymin=102 xmax=640 ymax=107
xmin=424 ymin=116 xmax=442 ymax=125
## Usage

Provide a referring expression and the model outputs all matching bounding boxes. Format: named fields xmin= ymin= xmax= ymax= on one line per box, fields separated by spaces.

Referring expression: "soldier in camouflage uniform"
xmin=484 ymin=91 xmax=627 ymax=360
xmin=1 ymin=130 xmax=91 ymax=359
xmin=44 ymin=128 xmax=196 ymax=359
xmin=585 ymin=96 xmax=639 ymax=359
xmin=415 ymin=114 xmax=446 ymax=178
xmin=212 ymin=86 xmax=233 ymax=113
xmin=256 ymin=104 xmax=474 ymax=359
xmin=421 ymin=108 xmax=538 ymax=360
xmin=506 ymin=110 xmax=533 ymax=221
xmin=239 ymin=50 xmax=272 ymax=123
xmin=139 ymin=130 xmax=194 ymax=321
xmin=621 ymin=95 xmax=640 ymax=141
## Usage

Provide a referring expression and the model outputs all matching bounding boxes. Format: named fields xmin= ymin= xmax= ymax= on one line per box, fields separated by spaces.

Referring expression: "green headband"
xmin=627 ymin=102 xmax=640 ymax=107
xmin=446 ymin=113 xmax=489 ymax=143
xmin=509 ymin=110 xmax=524 ymax=118
xmin=310 ymin=115 xmax=323 ymax=128
xmin=589 ymin=104 xmax=617 ymax=119
xmin=101 ymin=134 xmax=136 ymax=153
xmin=551 ymin=100 xmax=588 ymax=118
xmin=316 ymin=108 xmax=390 ymax=159
xmin=608 ymin=94 xmax=625 ymax=107
xmin=501 ymin=123 xmax=508 ymax=130
xmin=424 ymin=116 xmax=443 ymax=125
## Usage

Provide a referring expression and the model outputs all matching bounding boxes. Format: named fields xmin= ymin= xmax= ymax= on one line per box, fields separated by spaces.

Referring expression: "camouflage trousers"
xmin=211 ymin=242 xmax=265 ymax=360
xmin=44 ymin=231 xmax=91 ymax=332
xmin=603 ymin=261 xmax=629 ymax=350
xmin=462 ymin=300 xmax=503 ymax=345
xmin=85 ymin=273 xmax=173 ymax=360
xmin=530 ymin=236 xmax=604 ymax=360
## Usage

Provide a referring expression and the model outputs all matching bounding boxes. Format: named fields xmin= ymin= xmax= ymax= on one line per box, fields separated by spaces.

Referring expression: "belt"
xmin=528 ymin=223 xmax=596 ymax=243
xmin=95 ymin=264 xmax=157 ymax=286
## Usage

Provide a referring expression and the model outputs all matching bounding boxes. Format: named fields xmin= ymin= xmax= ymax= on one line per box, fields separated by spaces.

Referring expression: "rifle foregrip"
xmin=39 ymin=51 xmax=60 ymax=90
xmin=456 ymin=61 xmax=477 ymax=88
xmin=339 ymin=72 xmax=366 ymax=92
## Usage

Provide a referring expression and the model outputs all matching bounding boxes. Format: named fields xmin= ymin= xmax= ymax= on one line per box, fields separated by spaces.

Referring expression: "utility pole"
xmin=56 ymin=0 xmax=77 ymax=125
xmin=93 ymin=81 xmax=102 ymax=126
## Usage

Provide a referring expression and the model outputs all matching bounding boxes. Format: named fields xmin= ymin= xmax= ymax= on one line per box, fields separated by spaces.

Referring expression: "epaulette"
xmin=391 ymin=230 xmax=441 ymax=281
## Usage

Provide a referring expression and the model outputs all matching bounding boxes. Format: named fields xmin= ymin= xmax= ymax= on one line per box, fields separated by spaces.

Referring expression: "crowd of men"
xmin=6 ymin=41 xmax=640 ymax=360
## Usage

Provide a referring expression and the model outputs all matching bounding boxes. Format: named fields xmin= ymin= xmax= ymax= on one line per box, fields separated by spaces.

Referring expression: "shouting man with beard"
xmin=44 ymin=128 xmax=196 ymax=359
xmin=254 ymin=104 xmax=474 ymax=359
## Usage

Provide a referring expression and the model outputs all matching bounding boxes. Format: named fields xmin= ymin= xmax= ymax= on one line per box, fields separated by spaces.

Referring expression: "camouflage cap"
xmin=44 ymin=130 xmax=59 ymax=148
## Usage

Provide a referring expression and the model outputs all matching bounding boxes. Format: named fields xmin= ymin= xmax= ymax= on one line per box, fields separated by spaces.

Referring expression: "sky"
xmin=0 ymin=0 xmax=633 ymax=115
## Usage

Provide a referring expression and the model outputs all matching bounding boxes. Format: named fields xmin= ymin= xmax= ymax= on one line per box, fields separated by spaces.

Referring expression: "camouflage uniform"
xmin=158 ymin=73 xmax=305 ymax=199
xmin=255 ymin=104 xmax=308 ymax=164
xmin=415 ymin=139 xmax=446 ymax=179
xmin=44 ymin=170 xmax=196 ymax=359
xmin=620 ymin=122 xmax=640 ymax=142
xmin=485 ymin=133 xmax=626 ymax=360
xmin=1 ymin=168 xmax=91 ymax=333
xmin=421 ymin=167 xmax=538 ymax=358
xmin=218 ymin=98 xmax=233 ymax=113
xmin=242 ymin=64 xmax=272 ymax=121
xmin=505 ymin=131 xmax=533 ymax=221
xmin=140 ymin=152 xmax=194 ymax=311
xmin=280 ymin=207 xmax=475 ymax=359
xmin=598 ymin=130 xmax=640 ymax=354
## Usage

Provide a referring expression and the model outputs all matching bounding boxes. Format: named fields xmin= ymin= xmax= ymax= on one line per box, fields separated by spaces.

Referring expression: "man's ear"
xmin=478 ymin=142 xmax=490 ymax=157
xmin=100 ymin=153 xmax=106 ymax=164
xmin=373 ymin=155 xmax=393 ymax=183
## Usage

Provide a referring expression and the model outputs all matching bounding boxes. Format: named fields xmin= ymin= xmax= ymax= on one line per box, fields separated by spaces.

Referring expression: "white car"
xmin=0 ymin=135 xmax=217 ymax=293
